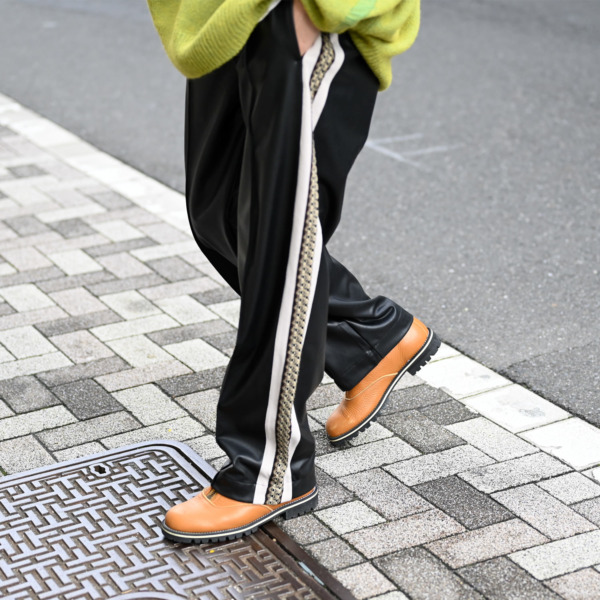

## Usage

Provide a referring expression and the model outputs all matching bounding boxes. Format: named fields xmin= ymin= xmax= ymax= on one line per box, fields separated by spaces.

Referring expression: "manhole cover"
xmin=0 ymin=441 xmax=349 ymax=600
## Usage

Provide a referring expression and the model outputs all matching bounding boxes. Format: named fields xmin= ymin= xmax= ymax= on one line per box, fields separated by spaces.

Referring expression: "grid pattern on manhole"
xmin=0 ymin=445 xmax=321 ymax=600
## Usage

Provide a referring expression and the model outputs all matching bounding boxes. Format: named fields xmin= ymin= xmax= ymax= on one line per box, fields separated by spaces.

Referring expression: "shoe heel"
xmin=283 ymin=494 xmax=318 ymax=520
xmin=407 ymin=330 xmax=441 ymax=376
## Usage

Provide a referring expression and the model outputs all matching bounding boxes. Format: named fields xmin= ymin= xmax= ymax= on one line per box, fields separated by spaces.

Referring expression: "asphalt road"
xmin=1 ymin=0 xmax=599 ymax=424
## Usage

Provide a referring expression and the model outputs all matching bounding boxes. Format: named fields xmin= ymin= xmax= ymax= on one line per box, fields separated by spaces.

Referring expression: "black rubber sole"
xmin=328 ymin=329 xmax=442 ymax=446
xmin=160 ymin=488 xmax=318 ymax=545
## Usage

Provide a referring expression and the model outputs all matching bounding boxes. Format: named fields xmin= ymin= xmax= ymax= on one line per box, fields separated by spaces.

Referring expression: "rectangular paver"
xmin=37 ymin=411 xmax=140 ymax=450
xmin=447 ymin=417 xmax=538 ymax=461
xmin=520 ymin=417 xmax=600 ymax=470
xmin=509 ymin=530 xmax=600 ymax=580
xmin=101 ymin=417 xmax=204 ymax=449
xmin=375 ymin=548 xmax=483 ymax=600
xmin=316 ymin=501 xmax=385 ymax=535
xmin=425 ymin=519 xmax=548 ymax=568
xmin=386 ymin=445 xmax=495 ymax=486
xmin=459 ymin=452 xmax=571 ymax=493
xmin=0 ymin=405 xmax=77 ymax=441
xmin=492 ymin=484 xmax=596 ymax=540
xmin=344 ymin=509 xmax=464 ymax=558
xmin=339 ymin=469 xmax=433 ymax=520
xmin=0 ymin=435 xmax=55 ymax=474
xmin=538 ymin=472 xmax=600 ymax=505
xmin=112 ymin=384 xmax=186 ymax=425
xmin=418 ymin=355 xmax=510 ymax=399
xmin=461 ymin=385 xmax=570 ymax=433
xmin=316 ymin=437 xmax=420 ymax=478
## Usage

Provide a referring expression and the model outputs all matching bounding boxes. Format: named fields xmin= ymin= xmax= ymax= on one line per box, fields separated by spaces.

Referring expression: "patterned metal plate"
xmin=0 ymin=441 xmax=344 ymax=600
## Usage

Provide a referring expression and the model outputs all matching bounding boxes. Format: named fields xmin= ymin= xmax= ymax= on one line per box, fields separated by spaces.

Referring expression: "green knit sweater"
xmin=147 ymin=0 xmax=420 ymax=91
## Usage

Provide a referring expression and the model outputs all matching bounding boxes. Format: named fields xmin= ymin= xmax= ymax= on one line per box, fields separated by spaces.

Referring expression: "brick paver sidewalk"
xmin=1 ymin=93 xmax=600 ymax=600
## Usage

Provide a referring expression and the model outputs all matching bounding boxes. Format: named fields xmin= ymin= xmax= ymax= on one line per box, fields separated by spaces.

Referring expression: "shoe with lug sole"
xmin=160 ymin=486 xmax=318 ymax=544
xmin=326 ymin=316 xmax=441 ymax=445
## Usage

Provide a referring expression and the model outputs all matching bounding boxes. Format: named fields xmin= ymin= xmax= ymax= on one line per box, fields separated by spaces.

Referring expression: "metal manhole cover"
xmin=0 ymin=441 xmax=347 ymax=600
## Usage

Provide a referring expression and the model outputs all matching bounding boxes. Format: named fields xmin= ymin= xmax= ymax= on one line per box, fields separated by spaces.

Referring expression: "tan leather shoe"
xmin=161 ymin=486 xmax=318 ymax=544
xmin=326 ymin=317 xmax=440 ymax=445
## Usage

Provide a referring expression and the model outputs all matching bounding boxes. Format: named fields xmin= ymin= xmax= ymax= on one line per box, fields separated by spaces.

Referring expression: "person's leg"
xmin=174 ymin=0 xmax=395 ymax=509
xmin=184 ymin=27 xmax=414 ymax=399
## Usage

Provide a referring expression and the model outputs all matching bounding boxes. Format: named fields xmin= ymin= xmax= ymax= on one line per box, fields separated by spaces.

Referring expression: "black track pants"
xmin=185 ymin=0 xmax=413 ymax=504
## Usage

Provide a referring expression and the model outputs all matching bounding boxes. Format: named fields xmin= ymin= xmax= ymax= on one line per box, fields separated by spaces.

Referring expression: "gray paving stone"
xmin=138 ymin=223 xmax=189 ymax=244
xmin=47 ymin=218 xmax=95 ymax=238
xmin=85 ymin=190 xmax=133 ymax=210
xmin=344 ymin=509 xmax=464 ymax=558
xmin=459 ymin=453 xmax=572 ymax=494
xmin=386 ymin=445 xmax=495 ymax=486
xmin=277 ymin=513 xmax=334 ymax=545
xmin=0 ymin=435 xmax=55 ymax=474
xmin=334 ymin=563 xmax=395 ymax=600
xmin=101 ymin=417 xmax=204 ymax=448
xmin=510 ymin=530 xmax=600 ymax=580
xmin=175 ymin=388 xmax=219 ymax=431
xmin=380 ymin=384 xmax=453 ymax=416
xmin=426 ymin=519 xmax=548 ymax=568
xmin=54 ymin=442 xmax=106 ymax=462
xmin=0 ymin=324 xmax=56 ymax=358
xmin=0 ymin=303 xmax=14 ymax=317
xmin=192 ymin=286 xmax=240 ymax=306
xmin=1 ymin=246 xmax=52 ymax=271
xmin=185 ymin=435 xmax=225 ymax=460
xmin=52 ymin=379 xmax=123 ymax=419
xmin=316 ymin=501 xmax=385 ymax=535
xmin=95 ymin=360 xmax=191 ymax=392
xmin=140 ymin=277 xmax=221 ymax=301
xmin=316 ymin=437 xmax=420 ymax=478
xmin=457 ymin=557 xmax=561 ymax=600
xmin=0 ymin=399 xmax=12 ymax=418
xmin=99 ymin=290 xmax=161 ymax=320
xmin=147 ymin=319 xmax=234 ymax=347
xmin=113 ymin=384 xmax=186 ymax=425
xmin=203 ymin=331 xmax=238 ymax=356
xmin=371 ymin=592 xmax=410 ymax=600
xmin=572 ymin=497 xmax=600 ymax=526
xmin=306 ymin=538 xmax=363 ymax=571
xmin=492 ymin=484 xmax=596 ymax=540
xmin=8 ymin=164 xmax=46 ymax=178
xmin=380 ymin=409 xmax=466 ymax=453
xmin=157 ymin=367 xmax=227 ymax=397
xmin=86 ymin=273 xmax=166 ymax=296
xmin=37 ymin=411 xmax=140 ymax=450
xmin=546 ymin=568 xmax=600 ymax=600
xmin=339 ymin=468 xmax=432 ymax=520
xmin=96 ymin=252 xmax=152 ymax=278
xmin=447 ymin=417 xmax=539 ymax=461
xmin=375 ymin=547 xmax=483 ymax=600
xmin=0 ymin=375 xmax=59 ymax=412
xmin=107 ymin=335 xmax=172 ymax=367
xmin=538 ymin=472 xmax=600 ymax=505
xmin=0 ymin=351 xmax=72 ymax=381
xmin=85 ymin=237 xmax=155 ymax=258
xmin=0 ymin=266 xmax=64 ymax=288
xmin=36 ymin=270 xmax=113 ymax=293
xmin=306 ymin=383 xmax=341 ymax=410
xmin=35 ymin=309 xmax=122 ymax=337
xmin=4 ymin=215 xmax=49 ymax=236
xmin=48 ymin=286 xmax=109 ymax=316
xmin=0 ymin=405 xmax=77 ymax=441
xmin=418 ymin=399 xmax=478 ymax=426
xmin=49 ymin=330 xmax=114 ymax=363
xmin=413 ymin=476 xmax=513 ymax=529
xmin=348 ymin=422 xmax=394 ymax=446
xmin=37 ymin=356 xmax=129 ymax=387
xmin=147 ymin=256 xmax=201 ymax=281
xmin=314 ymin=467 xmax=355 ymax=509
xmin=313 ymin=429 xmax=338 ymax=457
